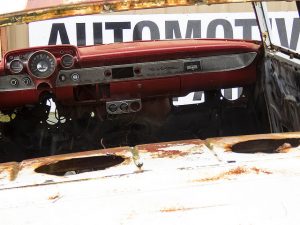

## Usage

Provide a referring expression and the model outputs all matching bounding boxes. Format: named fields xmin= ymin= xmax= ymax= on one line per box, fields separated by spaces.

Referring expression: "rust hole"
xmin=231 ymin=138 xmax=300 ymax=154
xmin=35 ymin=155 xmax=125 ymax=176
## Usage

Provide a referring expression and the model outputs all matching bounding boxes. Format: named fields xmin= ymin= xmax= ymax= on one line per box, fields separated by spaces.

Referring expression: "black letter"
xmin=235 ymin=19 xmax=257 ymax=40
xmin=48 ymin=23 xmax=70 ymax=45
xmin=186 ymin=20 xmax=201 ymax=38
xmin=93 ymin=23 xmax=103 ymax=45
xmin=276 ymin=18 xmax=300 ymax=50
xmin=165 ymin=21 xmax=182 ymax=39
xmin=76 ymin=23 xmax=86 ymax=46
xmin=207 ymin=19 xmax=233 ymax=38
xmin=290 ymin=18 xmax=300 ymax=50
xmin=105 ymin=22 xmax=131 ymax=42
xmin=133 ymin=21 xmax=160 ymax=40
xmin=276 ymin=18 xmax=289 ymax=48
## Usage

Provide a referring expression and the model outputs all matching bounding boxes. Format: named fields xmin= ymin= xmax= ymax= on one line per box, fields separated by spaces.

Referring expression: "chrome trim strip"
xmin=0 ymin=75 xmax=34 ymax=92
xmin=57 ymin=52 xmax=257 ymax=87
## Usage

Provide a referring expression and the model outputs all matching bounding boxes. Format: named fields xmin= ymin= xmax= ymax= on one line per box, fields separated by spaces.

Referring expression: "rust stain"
xmin=223 ymin=144 xmax=233 ymax=152
xmin=0 ymin=0 xmax=204 ymax=27
xmin=275 ymin=143 xmax=293 ymax=153
xmin=137 ymin=139 xmax=202 ymax=158
xmin=48 ymin=193 xmax=60 ymax=201
xmin=0 ymin=163 xmax=20 ymax=181
xmin=160 ymin=207 xmax=193 ymax=213
xmin=194 ymin=166 xmax=272 ymax=183
xmin=251 ymin=167 xmax=272 ymax=175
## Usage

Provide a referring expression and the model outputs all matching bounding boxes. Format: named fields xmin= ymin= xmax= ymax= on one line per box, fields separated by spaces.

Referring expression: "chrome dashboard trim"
xmin=56 ymin=52 xmax=257 ymax=87
xmin=0 ymin=75 xmax=34 ymax=91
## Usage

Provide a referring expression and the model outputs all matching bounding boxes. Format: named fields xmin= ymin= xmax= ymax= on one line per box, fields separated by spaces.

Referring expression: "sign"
xmin=29 ymin=12 xmax=299 ymax=104
xmin=29 ymin=12 xmax=300 ymax=50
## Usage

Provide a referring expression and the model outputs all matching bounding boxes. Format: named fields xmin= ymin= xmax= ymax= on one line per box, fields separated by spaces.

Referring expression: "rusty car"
xmin=0 ymin=0 xmax=300 ymax=224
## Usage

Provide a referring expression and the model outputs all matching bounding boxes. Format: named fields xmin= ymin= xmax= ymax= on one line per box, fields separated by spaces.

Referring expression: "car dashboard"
xmin=0 ymin=39 xmax=260 ymax=113
xmin=0 ymin=39 xmax=265 ymax=163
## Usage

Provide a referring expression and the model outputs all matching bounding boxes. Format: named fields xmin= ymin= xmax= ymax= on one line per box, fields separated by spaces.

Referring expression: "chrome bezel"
xmin=8 ymin=59 xmax=24 ymax=74
xmin=61 ymin=54 xmax=75 ymax=69
xmin=27 ymin=50 xmax=57 ymax=79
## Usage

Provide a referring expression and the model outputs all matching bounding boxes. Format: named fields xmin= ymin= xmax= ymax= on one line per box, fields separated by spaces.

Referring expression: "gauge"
xmin=61 ymin=54 xmax=74 ymax=68
xmin=9 ymin=59 xmax=23 ymax=74
xmin=28 ymin=50 xmax=57 ymax=78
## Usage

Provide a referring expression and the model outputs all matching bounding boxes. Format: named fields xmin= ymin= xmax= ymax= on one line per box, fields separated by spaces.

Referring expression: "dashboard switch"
xmin=10 ymin=78 xmax=19 ymax=86
xmin=22 ymin=77 xmax=31 ymax=86
xmin=59 ymin=74 xmax=66 ymax=82
xmin=71 ymin=73 xmax=80 ymax=81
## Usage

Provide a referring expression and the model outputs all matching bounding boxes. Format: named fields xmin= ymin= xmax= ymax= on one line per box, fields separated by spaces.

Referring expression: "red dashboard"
xmin=0 ymin=39 xmax=261 ymax=113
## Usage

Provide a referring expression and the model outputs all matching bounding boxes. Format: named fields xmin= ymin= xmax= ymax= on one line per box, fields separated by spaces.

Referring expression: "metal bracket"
xmin=252 ymin=2 xmax=272 ymax=50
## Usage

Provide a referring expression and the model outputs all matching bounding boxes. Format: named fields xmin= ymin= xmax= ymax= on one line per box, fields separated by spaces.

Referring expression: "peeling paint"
xmin=138 ymin=140 xmax=203 ymax=158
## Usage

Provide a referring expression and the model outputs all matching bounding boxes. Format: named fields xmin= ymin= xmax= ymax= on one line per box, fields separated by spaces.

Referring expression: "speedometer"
xmin=28 ymin=50 xmax=56 ymax=78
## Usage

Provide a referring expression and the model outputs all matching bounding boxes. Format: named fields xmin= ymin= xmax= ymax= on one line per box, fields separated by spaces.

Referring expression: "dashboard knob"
xmin=10 ymin=78 xmax=19 ymax=86
xmin=22 ymin=77 xmax=31 ymax=86
xmin=120 ymin=102 xmax=129 ymax=112
xmin=71 ymin=73 xmax=80 ymax=81
xmin=59 ymin=74 xmax=66 ymax=82
xmin=108 ymin=103 xmax=118 ymax=113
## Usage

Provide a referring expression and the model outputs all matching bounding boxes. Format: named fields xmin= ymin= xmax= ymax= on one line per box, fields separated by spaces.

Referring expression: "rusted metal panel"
xmin=0 ymin=0 xmax=297 ymax=27
xmin=1 ymin=133 xmax=300 ymax=188
xmin=0 ymin=0 xmax=201 ymax=27
xmin=1 ymin=133 xmax=300 ymax=224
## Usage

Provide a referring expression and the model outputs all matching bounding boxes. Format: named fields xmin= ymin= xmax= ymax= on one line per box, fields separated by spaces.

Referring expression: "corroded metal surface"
xmin=0 ymin=0 xmax=201 ymax=27
xmin=1 ymin=133 xmax=300 ymax=224
xmin=0 ymin=133 xmax=300 ymax=225
xmin=0 ymin=0 xmax=295 ymax=27
xmin=0 ymin=132 xmax=300 ymax=188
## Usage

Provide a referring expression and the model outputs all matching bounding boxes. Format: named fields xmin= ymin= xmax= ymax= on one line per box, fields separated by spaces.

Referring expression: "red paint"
xmin=55 ymin=86 xmax=74 ymax=102
xmin=110 ymin=77 xmax=180 ymax=99
xmin=0 ymin=90 xmax=39 ymax=109
xmin=78 ymin=39 xmax=260 ymax=67
xmin=0 ymin=39 xmax=261 ymax=109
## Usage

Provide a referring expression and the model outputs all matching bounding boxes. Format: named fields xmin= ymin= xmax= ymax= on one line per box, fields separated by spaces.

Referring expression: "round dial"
xmin=61 ymin=54 xmax=74 ymax=68
xmin=9 ymin=59 xmax=23 ymax=73
xmin=28 ymin=51 xmax=56 ymax=78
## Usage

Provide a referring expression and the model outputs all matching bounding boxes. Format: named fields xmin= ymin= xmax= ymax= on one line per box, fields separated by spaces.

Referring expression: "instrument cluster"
xmin=5 ymin=47 xmax=77 ymax=79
